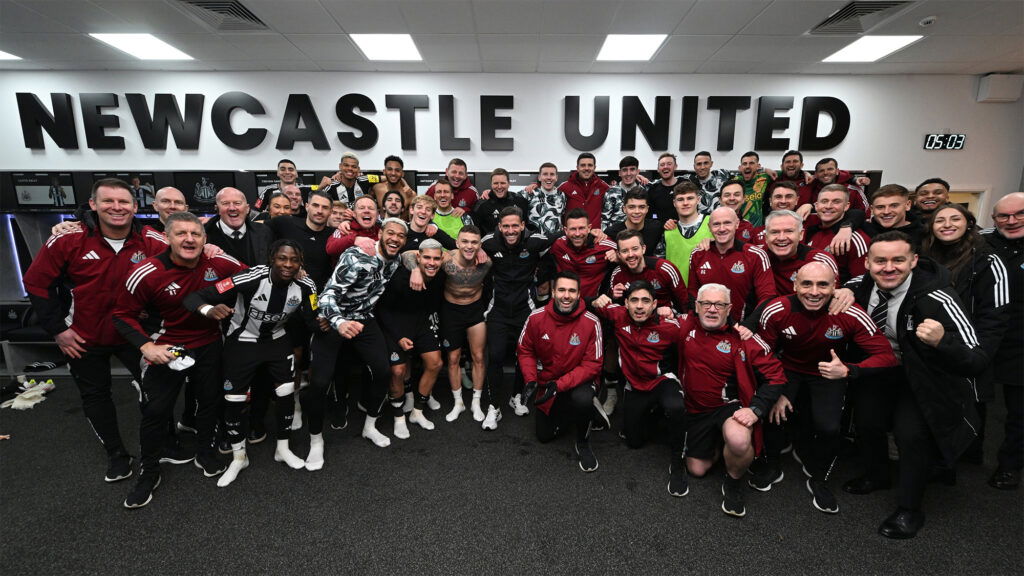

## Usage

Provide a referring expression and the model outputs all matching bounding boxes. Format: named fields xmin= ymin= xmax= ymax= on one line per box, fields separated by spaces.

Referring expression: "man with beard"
xmin=319 ymin=152 xmax=373 ymax=205
xmin=474 ymin=168 xmax=530 ymax=236
xmin=807 ymin=158 xmax=869 ymax=214
xmin=518 ymin=271 xmax=605 ymax=472
xmin=549 ymin=208 xmax=617 ymax=299
xmin=913 ymin=178 xmax=951 ymax=218
xmin=609 ymin=230 xmax=688 ymax=313
xmin=559 ymin=153 xmax=611 ymax=227
xmin=183 ymin=240 xmax=318 ymax=486
xmin=113 ymin=212 xmax=246 ymax=508
xmin=733 ymin=151 xmax=774 ymax=229
xmin=24 ymin=178 xmax=169 ymax=483
xmin=327 ymin=195 xmax=382 ymax=258
xmin=303 ymin=219 xmax=408 ymax=467
xmin=481 ymin=207 xmax=556 ymax=426
xmin=372 ymin=155 xmax=416 ymax=219
xmin=682 ymin=151 xmax=738 ymax=214
xmin=427 ymin=158 xmax=479 ymax=216
xmin=381 ymin=191 xmax=406 ymax=221
xmin=254 ymin=159 xmax=303 ymax=212
xmin=265 ymin=190 xmax=336 ymax=290
xmin=647 ymin=153 xmax=682 ymax=222
xmin=591 ymin=282 xmax=684 ymax=493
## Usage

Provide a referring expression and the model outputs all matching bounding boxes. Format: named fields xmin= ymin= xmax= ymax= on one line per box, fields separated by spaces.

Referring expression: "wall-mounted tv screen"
xmin=10 ymin=172 xmax=78 ymax=210
xmin=92 ymin=172 xmax=156 ymax=210
xmin=173 ymin=172 xmax=236 ymax=208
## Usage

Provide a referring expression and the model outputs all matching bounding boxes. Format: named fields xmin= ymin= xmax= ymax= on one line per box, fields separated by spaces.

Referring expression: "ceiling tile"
xmin=801 ymin=61 xmax=971 ymax=74
xmin=90 ymin=1 xmax=208 ymax=33
xmin=654 ymin=35 xmax=731 ymax=61
xmin=10 ymin=0 xmax=130 ymax=32
xmin=399 ymin=1 xmax=475 ymax=33
xmin=642 ymin=60 xmax=703 ymax=73
xmin=285 ymin=34 xmax=362 ymax=60
xmin=673 ymin=0 xmax=771 ymax=35
xmin=0 ymin=0 xmax=78 ymax=33
xmin=158 ymin=33 xmax=250 ymax=60
xmin=242 ymin=0 xmax=343 ymax=34
xmin=478 ymin=34 xmax=540 ymax=61
xmin=320 ymin=0 xmax=408 ymax=33
xmin=697 ymin=60 xmax=759 ymax=73
xmin=427 ymin=60 xmax=482 ymax=71
xmin=885 ymin=35 xmax=1023 ymax=63
xmin=772 ymin=36 xmax=856 ymax=63
xmin=472 ymin=1 xmax=542 ymax=33
xmin=481 ymin=60 xmax=537 ymax=72
xmin=539 ymin=1 xmax=618 ymax=35
xmin=0 ymin=32 xmax=130 ymax=60
xmin=220 ymin=33 xmax=307 ymax=60
xmin=539 ymin=35 xmax=604 ymax=61
xmin=739 ymin=1 xmax=848 ymax=35
xmin=369 ymin=61 xmax=430 ymax=72
xmin=537 ymin=60 xmax=592 ymax=73
xmin=415 ymin=34 xmax=480 ymax=61
xmin=708 ymin=36 xmax=795 ymax=62
xmin=315 ymin=60 xmax=379 ymax=71
xmin=609 ymin=1 xmax=695 ymax=34
xmin=590 ymin=61 xmax=649 ymax=73
xmin=871 ymin=1 xmax=1023 ymax=36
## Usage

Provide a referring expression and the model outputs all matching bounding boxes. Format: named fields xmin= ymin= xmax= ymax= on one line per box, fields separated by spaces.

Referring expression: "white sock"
xmin=292 ymin=396 xmax=303 ymax=430
xmin=427 ymin=394 xmax=441 ymax=410
xmin=393 ymin=415 xmax=410 ymax=440
xmin=410 ymin=408 xmax=435 ymax=430
xmin=446 ymin=391 xmax=466 ymax=422
xmin=471 ymin=394 xmax=485 ymax=422
xmin=217 ymin=450 xmax=248 ymax=487
xmin=362 ymin=416 xmax=391 ymax=447
xmin=473 ymin=389 xmax=482 ymax=399
xmin=403 ymin=391 xmax=414 ymax=413
xmin=274 ymin=439 xmax=305 ymax=469
xmin=305 ymin=433 xmax=324 ymax=471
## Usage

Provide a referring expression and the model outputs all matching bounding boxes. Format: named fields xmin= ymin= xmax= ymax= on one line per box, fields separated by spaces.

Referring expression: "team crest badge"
xmin=520 ymin=251 xmax=530 ymax=259
xmin=825 ymin=325 xmax=844 ymax=340
xmin=204 ymin=268 xmax=218 ymax=281
xmin=390 ymin=352 xmax=400 ymax=362
xmin=789 ymin=271 xmax=798 ymax=282
xmin=286 ymin=296 xmax=300 ymax=307
xmin=730 ymin=261 xmax=745 ymax=274
xmin=716 ymin=340 xmax=732 ymax=354
xmin=223 ymin=380 xmax=233 ymax=391
xmin=647 ymin=332 xmax=661 ymax=344
xmin=442 ymin=339 xmax=450 ymax=348
xmin=593 ymin=190 xmax=600 ymax=196
xmin=458 ymin=200 xmax=467 ymax=207
xmin=585 ymin=256 xmax=597 ymax=264
xmin=569 ymin=333 xmax=581 ymax=346
xmin=651 ymin=280 xmax=662 ymax=290
xmin=741 ymin=230 xmax=751 ymax=240
xmin=740 ymin=350 xmax=746 ymax=362
xmin=130 ymin=250 xmax=146 ymax=264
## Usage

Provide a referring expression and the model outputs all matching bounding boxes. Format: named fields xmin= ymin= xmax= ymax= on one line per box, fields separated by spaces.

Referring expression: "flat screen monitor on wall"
xmin=9 ymin=172 xmax=79 ymax=211
xmin=92 ymin=172 xmax=156 ymax=210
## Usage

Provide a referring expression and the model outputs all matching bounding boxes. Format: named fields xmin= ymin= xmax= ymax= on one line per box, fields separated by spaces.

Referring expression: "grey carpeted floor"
xmin=1 ymin=376 xmax=1021 ymax=575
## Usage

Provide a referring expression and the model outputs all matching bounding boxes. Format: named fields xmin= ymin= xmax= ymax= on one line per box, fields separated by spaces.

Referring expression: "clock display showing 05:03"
xmin=923 ymin=133 xmax=966 ymax=150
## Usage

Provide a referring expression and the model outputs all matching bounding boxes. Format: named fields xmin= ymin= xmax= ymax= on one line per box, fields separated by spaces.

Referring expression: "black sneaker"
xmin=105 ymin=452 xmax=134 ymax=483
xmin=668 ymin=456 xmax=689 ymax=497
xmin=748 ymin=464 xmax=784 ymax=492
xmin=123 ymin=474 xmax=161 ymax=509
xmin=194 ymin=452 xmax=227 ymax=477
xmin=159 ymin=444 xmax=194 ymax=465
xmin=721 ymin=475 xmax=746 ymax=518
xmin=576 ymin=442 xmax=598 ymax=473
xmin=247 ymin=428 xmax=268 ymax=444
xmin=807 ymin=479 xmax=839 ymax=514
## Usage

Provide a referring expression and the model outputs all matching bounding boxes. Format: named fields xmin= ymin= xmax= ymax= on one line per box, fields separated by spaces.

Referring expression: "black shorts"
xmin=222 ymin=338 xmax=296 ymax=395
xmin=439 ymin=298 xmax=487 ymax=351
xmin=685 ymin=403 xmax=742 ymax=460
xmin=385 ymin=326 xmax=441 ymax=366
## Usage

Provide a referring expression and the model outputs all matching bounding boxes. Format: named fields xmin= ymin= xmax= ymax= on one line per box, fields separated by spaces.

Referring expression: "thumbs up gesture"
xmin=817 ymin=348 xmax=850 ymax=380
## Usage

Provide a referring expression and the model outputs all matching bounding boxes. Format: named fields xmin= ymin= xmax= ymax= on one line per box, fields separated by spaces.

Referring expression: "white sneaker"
xmin=482 ymin=406 xmax=502 ymax=430
xmin=410 ymin=408 xmax=435 ymax=430
xmin=393 ymin=416 xmax=410 ymax=440
xmin=471 ymin=396 xmax=486 ymax=422
xmin=274 ymin=440 xmax=305 ymax=469
xmin=305 ymin=435 xmax=324 ymax=471
xmin=402 ymin=392 xmax=414 ymax=413
xmin=602 ymin=388 xmax=619 ymax=416
xmin=362 ymin=416 xmax=391 ymax=447
xmin=217 ymin=454 xmax=249 ymax=487
xmin=509 ymin=394 xmax=529 ymax=417
xmin=427 ymin=394 xmax=441 ymax=411
xmin=446 ymin=399 xmax=466 ymax=422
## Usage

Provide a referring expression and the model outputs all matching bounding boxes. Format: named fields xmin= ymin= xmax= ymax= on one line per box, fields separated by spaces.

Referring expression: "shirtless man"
xmin=427 ymin=225 xmax=492 ymax=423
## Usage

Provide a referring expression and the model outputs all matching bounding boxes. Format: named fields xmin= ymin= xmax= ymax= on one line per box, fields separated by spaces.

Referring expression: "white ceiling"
xmin=0 ymin=0 xmax=1020 ymax=74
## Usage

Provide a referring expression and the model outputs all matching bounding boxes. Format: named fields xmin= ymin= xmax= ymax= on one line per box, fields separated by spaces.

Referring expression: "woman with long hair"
xmin=921 ymin=202 xmax=1011 ymax=468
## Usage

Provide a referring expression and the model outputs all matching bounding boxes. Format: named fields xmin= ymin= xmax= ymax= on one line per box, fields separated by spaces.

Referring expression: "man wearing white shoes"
xmin=379 ymin=240 xmax=448 ymax=435
xmin=305 ymin=219 xmax=408 ymax=465
xmin=518 ymin=271 xmax=605 ymax=472
xmin=183 ymin=240 xmax=318 ymax=486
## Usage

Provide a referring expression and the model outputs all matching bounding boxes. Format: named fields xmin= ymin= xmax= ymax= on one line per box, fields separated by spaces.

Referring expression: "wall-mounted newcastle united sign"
xmin=15 ymin=91 xmax=850 ymax=153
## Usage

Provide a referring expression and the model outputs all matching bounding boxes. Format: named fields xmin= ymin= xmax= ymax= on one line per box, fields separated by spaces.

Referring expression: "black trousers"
xmin=66 ymin=343 xmax=143 ymax=457
xmin=304 ymin=320 xmax=390 ymax=435
xmin=763 ymin=371 xmax=847 ymax=481
xmin=535 ymin=384 xmax=595 ymax=444
xmin=997 ymin=383 xmax=1024 ymax=472
xmin=622 ymin=379 xmax=686 ymax=453
xmin=222 ymin=339 xmax=296 ymax=445
xmin=852 ymin=367 xmax=935 ymax=511
xmin=137 ymin=340 xmax=222 ymax=476
xmin=484 ymin=311 xmax=528 ymax=410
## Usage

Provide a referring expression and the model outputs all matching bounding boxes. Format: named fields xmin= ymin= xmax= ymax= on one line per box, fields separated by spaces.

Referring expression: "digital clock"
xmin=924 ymin=133 xmax=966 ymax=150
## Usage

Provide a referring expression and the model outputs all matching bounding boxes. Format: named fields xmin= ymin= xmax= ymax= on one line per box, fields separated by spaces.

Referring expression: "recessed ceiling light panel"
xmin=90 ymin=34 xmax=193 ymax=60
xmin=350 ymin=34 xmax=423 ymax=61
xmin=596 ymin=34 xmax=667 ymax=61
xmin=823 ymin=35 xmax=923 ymax=62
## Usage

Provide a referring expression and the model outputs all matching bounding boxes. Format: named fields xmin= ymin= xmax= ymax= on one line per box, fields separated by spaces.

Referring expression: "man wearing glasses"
xmin=984 ymin=193 xmax=1024 ymax=490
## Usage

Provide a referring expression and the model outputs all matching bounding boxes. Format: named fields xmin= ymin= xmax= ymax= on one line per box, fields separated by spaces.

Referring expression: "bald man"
xmin=753 ymin=262 xmax=897 ymax=513
xmin=984 ymin=192 xmax=1024 ymax=490
xmin=204 ymin=187 xmax=273 ymax=266
xmin=152 ymin=187 xmax=188 ymax=232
